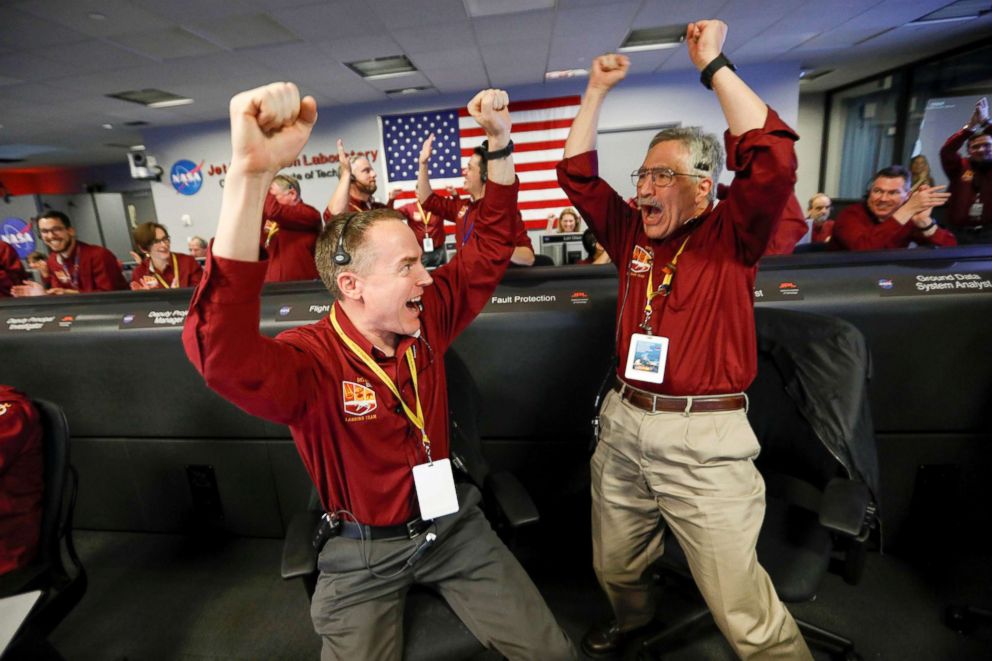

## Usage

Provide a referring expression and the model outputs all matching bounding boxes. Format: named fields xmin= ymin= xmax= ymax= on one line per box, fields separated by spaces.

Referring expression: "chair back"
xmin=33 ymin=399 xmax=70 ymax=569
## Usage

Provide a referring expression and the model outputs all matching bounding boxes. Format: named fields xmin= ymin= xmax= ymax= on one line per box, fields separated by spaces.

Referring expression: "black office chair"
xmin=281 ymin=351 xmax=539 ymax=660
xmin=1 ymin=399 xmax=87 ymax=660
xmin=532 ymin=254 xmax=556 ymax=267
xmin=635 ymin=309 xmax=880 ymax=661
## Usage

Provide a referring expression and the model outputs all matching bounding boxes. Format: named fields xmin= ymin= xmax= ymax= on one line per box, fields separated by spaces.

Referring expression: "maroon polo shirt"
xmin=396 ymin=201 xmax=446 ymax=249
xmin=0 ymin=385 xmax=43 ymax=575
xmin=764 ymin=194 xmax=808 ymax=256
xmin=0 ymin=241 xmax=26 ymax=297
xmin=422 ymin=194 xmax=532 ymax=250
xmin=557 ymin=108 xmax=798 ymax=396
xmin=261 ymin=193 xmax=322 ymax=282
xmin=832 ymin=202 xmax=957 ymax=251
xmin=321 ymin=195 xmax=386 ymax=223
xmin=47 ymin=241 xmax=127 ymax=292
xmin=183 ymin=180 xmax=517 ymax=525
xmin=812 ymin=219 xmax=834 ymax=244
xmin=131 ymin=252 xmax=203 ymax=289
xmin=939 ymin=128 xmax=992 ymax=228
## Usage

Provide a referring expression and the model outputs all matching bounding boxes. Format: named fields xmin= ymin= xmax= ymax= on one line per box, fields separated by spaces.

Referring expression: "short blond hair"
xmin=316 ymin=209 xmax=406 ymax=299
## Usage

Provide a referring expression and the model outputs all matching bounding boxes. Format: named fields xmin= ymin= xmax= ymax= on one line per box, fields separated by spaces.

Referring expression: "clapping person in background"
xmin=130 ymin=222 xmax=203 ymax=290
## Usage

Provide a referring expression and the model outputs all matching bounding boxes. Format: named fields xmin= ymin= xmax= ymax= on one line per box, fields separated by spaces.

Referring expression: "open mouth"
xmin=405 ymin=296 xmax=423 ymax=313
xmin=639 ymin=203 xmax=663 ymax=225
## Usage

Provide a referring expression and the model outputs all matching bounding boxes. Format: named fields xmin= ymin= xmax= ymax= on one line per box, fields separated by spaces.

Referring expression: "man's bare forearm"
xmin=213 ymin=167 xmax=272 ymax=261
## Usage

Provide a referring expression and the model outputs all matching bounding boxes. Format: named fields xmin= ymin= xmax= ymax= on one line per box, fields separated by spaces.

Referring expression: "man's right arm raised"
xmin=563 ymin=54 xmax=629 ymax=159
xmin=183 ymin=82 xmax=320 ymax=425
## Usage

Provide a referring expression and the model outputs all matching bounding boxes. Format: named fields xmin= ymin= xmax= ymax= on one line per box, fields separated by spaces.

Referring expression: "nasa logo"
xmin=279 ymin=306 xmax=292 ymax=317
xmin=171 ymin=160 xmax=205 ymax=196
xmin=878 ymin=278 xmax=894 ymax=290
xmin=1 ymin=217 xmax=36 ymax=258
xmin=122 ymin=314 xmax=135 ymax=325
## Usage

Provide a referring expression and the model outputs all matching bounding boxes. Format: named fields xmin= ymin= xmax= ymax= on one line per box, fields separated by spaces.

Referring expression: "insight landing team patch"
xmin=629 ymin=245 xmax=652 ymax=274
xmin=342 ymin=381 xmax=377 ymax=417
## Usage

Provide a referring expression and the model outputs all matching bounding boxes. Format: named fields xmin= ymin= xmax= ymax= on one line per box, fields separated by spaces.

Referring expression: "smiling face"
xmin=635 ymin=140 xmax=710 ymax=240
xmin=38 ymin=216 xmax=76 ymax=254
xmin=350 ymin=157 xmax=378 ymax=197
xmin=866 ymin=175 xmax=908 ymax=219
xmin=462 ymin=154 xmax=485 ymax=200
xmin=344 ymin=220 xmax=433 ymax=348
xmin=969 ymin=134 xmax=992 ymax=164
xmin=558 ymin=212 xmax=578 ymax=233
xmin=146 ymin=226 xmax=172 ymax=262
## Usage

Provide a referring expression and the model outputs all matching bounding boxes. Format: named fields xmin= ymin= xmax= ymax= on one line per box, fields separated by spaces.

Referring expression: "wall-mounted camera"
xmin=127 ymin=149 xmax=163 ymax=181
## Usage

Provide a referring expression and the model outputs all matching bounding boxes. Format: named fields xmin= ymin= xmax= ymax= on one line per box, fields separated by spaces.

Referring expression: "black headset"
xmin=333 ymin=213 xmax=356 ymax=265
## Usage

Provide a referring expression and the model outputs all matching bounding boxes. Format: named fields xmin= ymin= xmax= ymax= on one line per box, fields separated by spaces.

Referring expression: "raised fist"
xmin=467 ymin=89 xmax=511 ymax=144
xmin=686 ymin=20 xmax=728 ymax=71
xmin=229 ymin=82 xmax=317 ymax=175
xmin=589 ymin=54 xmax=630 ymax=93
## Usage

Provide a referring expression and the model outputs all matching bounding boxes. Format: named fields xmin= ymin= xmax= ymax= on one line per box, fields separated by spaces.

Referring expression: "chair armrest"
xmin=486 ymin=471 xmax=539 ymax=528
xmin=281 ymin=511 xmax=321 ymax=580
xmin=819 ymin=478 xmax=873 ymax=538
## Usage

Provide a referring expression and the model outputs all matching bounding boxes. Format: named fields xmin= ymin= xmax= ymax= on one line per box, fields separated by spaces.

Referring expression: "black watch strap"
xmin=700 ymin=53 xmax=737 ymax=90
xmin=480 ymin=139 xmax=514 ymax=160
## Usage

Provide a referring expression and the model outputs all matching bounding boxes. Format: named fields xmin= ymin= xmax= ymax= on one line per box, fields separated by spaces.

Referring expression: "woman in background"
xmin=130 ymin=222 xmax=203 ymax=290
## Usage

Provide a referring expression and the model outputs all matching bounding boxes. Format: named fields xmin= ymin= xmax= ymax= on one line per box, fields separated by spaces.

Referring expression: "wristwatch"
xmin=480 ymin=139 xmax=514 ymax=160
xmin=700 ymin=53 xmax=737 ymax=90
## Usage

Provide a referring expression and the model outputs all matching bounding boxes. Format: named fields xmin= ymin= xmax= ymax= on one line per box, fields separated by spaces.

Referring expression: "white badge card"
xmin=969 ymin=201 xmax=983 ymax=220
xmin=624 ymin=333 xmax=669 ymax=384
xmin=412 ymin=458 xmax=459 ymax=519
xmin=422 ymin=237 xmax=434 ymax=252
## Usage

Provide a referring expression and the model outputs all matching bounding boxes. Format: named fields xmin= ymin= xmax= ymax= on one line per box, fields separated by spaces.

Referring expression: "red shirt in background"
xmin=0 ymin=241 xmax=26 ymax=297
xmin=46 ymin=241 xmax=127 ymax=292
xmin=939 ymin=128 xmax=992 ymax=228
xmin=557 ymin=108 xmax=799 ymax=396
xmin=182 ymin=180 xmax=518 ymax=525
xmin=131 ymin=252 xmax=203 ymax=289
xmin=812 ymin=219 xmax=835 ymax=244
xmin=0 ymin=385 xmax=43 ymax=575
xmin=396 ymin=201 xmax=446 ymax=251
xmin=764 ymin=194 xmax=808 ymax=256
xmin=261 ymin=193 xmax=322 ymax=282
xmin=322 ymin=195 xmax=386 ymax=223
xmin=422 ymin=194 xmax=532 ymax=250
xmin=832 ymin=202 xmax=957 ymax=251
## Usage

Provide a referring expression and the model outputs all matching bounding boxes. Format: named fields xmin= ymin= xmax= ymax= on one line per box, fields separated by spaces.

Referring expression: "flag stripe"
xmin=460 ymin=139 xmax=565 ymax=157
xmin=460 ymin=118 xmax=576 ymax=138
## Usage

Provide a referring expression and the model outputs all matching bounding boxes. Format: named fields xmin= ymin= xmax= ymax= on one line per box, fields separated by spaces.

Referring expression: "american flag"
xmin=379 ymin=95 xmax=580 ymax=233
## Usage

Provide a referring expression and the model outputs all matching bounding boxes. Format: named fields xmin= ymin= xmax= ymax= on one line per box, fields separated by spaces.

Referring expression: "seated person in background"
xmin=394 ymin=193 xmax=448 ymax=268
xmin=807 ymin=192 xmax=834 ymax=244
xmin=26 ymin=251 xmax=50 ymax=284
xmin=417 ymin=133 xmax=536 ymax=266
xmin=577 ymin=228 xmax=610 ymax=264
xmin=939 ymin=97 xmax=992 ymax=244
xmin=324 ymin=140 xmax=386 ymax=220
xmin=188 ymin=236 xmax=208 ymax=259
xmin=0 ymin=241 xmax=26 ymax=297
xmin=0 ymin=385 xmax=43 ymax=576
xmin=910 ymin=154 xmax=935 ymax=191
xmin=182 ymin=82 xmax=575 ymax=660
xmin=11 ymin=211 xmax=128 ymax=296
xmin=832 ymin=165 xmax=956 ymax=251
xmin=130 ymin=222 xmax=203 ymax=290
xmin=546 ymin=207 xmax=583 ymax=233
xmin=262 ymin=173 xmax=322 ymax=282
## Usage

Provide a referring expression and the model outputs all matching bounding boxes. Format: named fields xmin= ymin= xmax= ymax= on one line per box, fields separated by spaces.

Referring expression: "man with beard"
xmin=940 ymin=97 xmax=992 ymax=244
xmin=324 ymin=140 xmax=386 ymax=221
xmin=832 ymin=165 xmax=956 ymax=251
xmin=11 ymin=211 xmax=127 ymax=296
xmin=557 ymin=19 xmax=814 ymax=659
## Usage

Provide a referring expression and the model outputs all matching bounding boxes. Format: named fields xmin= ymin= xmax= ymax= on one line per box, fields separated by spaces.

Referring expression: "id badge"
xmin=969 ymin=201 xmax=984 ymax=220
xmin=422 ymin=237 xmax=434 ymax=252
xmin=411 ymin=458 xmax=459 ymax=519
xmin=624 ymin=333 xmax=669 ymax=384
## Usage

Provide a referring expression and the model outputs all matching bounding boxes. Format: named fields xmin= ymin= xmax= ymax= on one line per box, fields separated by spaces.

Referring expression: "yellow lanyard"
xmin=641 ymin=234 xmax=692 ymax=333
xmin=414 ymin=200 xmax=432 ymax=226
xmin=329 ymin=305 xmax=432 ymax=459
xmin=150 ymin=253 xmax=180 ymax=289
xmin=264 ymin=221 xmax=279 ymax=248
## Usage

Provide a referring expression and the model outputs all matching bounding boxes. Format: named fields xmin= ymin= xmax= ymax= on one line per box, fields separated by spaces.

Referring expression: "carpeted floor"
xmin=46 ymin=530 xmax=991 ymax=660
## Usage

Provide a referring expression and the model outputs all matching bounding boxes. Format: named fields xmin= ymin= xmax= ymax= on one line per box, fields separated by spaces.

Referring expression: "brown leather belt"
xmin=614 ymin=384 xmax=746 ymax=413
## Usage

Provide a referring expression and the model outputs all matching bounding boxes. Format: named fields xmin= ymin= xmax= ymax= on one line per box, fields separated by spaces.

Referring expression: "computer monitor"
xmin=540 ymin=232 xmax=585 ymax=265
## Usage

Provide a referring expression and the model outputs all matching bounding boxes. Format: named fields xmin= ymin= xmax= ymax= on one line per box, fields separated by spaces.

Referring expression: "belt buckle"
xmin=406 ymin=517 xmax=426 ymax=539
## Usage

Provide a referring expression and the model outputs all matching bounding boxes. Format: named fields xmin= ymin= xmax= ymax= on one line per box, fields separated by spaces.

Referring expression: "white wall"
xmin=796 ymin=91 xmax=826 ymax=210
xmin=144 ymin=62 xmax=799 ymax=246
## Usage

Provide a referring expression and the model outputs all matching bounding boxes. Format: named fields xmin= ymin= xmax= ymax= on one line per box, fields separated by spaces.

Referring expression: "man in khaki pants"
xmin=556 ymin=19 xmax=813 ymax=660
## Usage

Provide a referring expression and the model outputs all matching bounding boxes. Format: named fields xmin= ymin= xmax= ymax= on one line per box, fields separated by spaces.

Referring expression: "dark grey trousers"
xmin=310 ymin=484 xmax=576 ymax=661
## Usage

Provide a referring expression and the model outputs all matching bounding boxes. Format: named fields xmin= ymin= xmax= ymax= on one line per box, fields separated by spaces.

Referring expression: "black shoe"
xmin=581 ymin=621 xmax=627 ymax=657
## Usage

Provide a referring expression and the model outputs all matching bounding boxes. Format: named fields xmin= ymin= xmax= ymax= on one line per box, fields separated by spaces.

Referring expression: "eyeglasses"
xmin=152 ymin=235 xmax=171 ymax=245
xmin=630 ymin=167 xmax=703 ymax=189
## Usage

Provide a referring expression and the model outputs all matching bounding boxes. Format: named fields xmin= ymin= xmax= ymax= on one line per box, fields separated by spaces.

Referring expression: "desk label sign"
xmin=119 ymin=309 xmax=188 ymax=329
xmin=754 ymin=280 xmax=804 ymax=301
xmin=3 ymin=313 xmax=74 ymax=333
xmin=275 ymin=303 xmax=331 ymax=322
xmin=878 ymin=272 xmax=992 ymax=297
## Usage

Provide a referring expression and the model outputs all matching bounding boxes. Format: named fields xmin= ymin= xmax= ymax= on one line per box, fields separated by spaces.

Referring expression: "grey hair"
xmin=648 ymin=127 xmax=724 ymax=203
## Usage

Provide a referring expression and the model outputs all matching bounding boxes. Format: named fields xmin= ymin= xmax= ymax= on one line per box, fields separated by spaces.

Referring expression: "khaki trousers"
xmin=591 ymin=390 xmax=812 ymax=660
xmin=310 ymin=484 xmax=576 ymax=661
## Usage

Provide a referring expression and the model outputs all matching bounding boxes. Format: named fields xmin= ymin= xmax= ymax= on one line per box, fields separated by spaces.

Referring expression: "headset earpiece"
xmin=333 ymin=214 xmax=355 ymax=266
